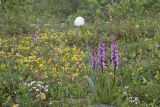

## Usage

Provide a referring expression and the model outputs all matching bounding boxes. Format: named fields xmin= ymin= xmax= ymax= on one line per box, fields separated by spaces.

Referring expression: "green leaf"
xmin=86 ymin=77 xmax=97 ymax=96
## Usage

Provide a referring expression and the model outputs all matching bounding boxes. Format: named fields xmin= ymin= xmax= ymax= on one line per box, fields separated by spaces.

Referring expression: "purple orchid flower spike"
xmin=110 ymin=39 xmax=119 ymax=69
xmin=97 ymin=40 xmax=106 ymax=72
xmin=91 ymin=48 xmax=97 ymax=70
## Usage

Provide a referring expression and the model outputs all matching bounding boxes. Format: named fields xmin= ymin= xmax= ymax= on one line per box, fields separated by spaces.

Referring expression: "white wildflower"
xmin=129 ymin=96 xmax=140 ymax=104
xmin=36 ymin=89 xmax=40 ymax=92
xmin=45 ymin=88 xmax=48 ymax=92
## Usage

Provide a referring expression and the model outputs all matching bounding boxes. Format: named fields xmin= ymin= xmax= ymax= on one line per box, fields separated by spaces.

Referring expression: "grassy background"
xmin=0 ymin=0 xmax=160 ymax=107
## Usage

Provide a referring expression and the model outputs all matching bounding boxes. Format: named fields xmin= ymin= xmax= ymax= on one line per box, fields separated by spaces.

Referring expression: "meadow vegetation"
xmin=0 ymin=0 xmax=160 ymax=107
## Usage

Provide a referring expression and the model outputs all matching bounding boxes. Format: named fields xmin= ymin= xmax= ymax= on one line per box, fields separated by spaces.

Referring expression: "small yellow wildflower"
xmin=155 ymin=71 xmax=160 ymax=80
xmin=39 ymin=64 xmax=45 ymax=69
xmin=72 ymin=55 xmax=79 ymax=61
xmin=137 ymin=67 xmax=143 ymax=72
xmin=39 ymin=92 xmax=46 ymax=100
xmin=72 ymin=46 xmax=77 ymax=52
xmin=35 ymin=69 xmax=39 ymax=73
xmin=23 ymin=57 xmax=28 ymax=63
xmin=135 ymin=24 xmax=140 ymax=29
xmin=87 ymin=30 xmax=93 ymax=37
xmin=51 ymin=67 xmax=56 ymax=71
xmin=120 ymin=29 xmax=125 ymax=32
xmin=109 ymin=72 xmax=114 ymax=78
xmin=12 ymin=104 xmax=19 ymax=107
xmin=71 ymin=73 xmax=79 ymax=81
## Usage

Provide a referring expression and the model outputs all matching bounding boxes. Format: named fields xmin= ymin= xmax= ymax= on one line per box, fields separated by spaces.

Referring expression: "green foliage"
xmin=0 ymin=0 xmax=160 ymax=35
xmin=0 ymin=0 xmax=160 ymax=106
xmin=86 ymin=73 xmax=120 ymax=105
xmin=109 ymin=0 xmax=160 ymax=18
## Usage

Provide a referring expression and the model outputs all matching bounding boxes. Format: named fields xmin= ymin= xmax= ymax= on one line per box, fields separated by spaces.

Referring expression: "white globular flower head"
xmin=74 ymin=16 xmax=85 ymax=27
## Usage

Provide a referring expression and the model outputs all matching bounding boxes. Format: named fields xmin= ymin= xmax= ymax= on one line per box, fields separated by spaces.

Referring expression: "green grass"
xmin=0 ymin=16 xmax=160 ymax=107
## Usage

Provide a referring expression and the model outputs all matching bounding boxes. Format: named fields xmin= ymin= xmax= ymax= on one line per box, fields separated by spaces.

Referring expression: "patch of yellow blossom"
xmin=137 ymin=66 xmax=143 ymax=72
xmin=12 ymin=104 xmax=19 ymax=107
xmin=39 ymin=92 xmax=46 ymax=100
xmin=155 ymin=71 xmax=160 ymax=80
xmin=0 ymin=30 xmax=90 ymax=80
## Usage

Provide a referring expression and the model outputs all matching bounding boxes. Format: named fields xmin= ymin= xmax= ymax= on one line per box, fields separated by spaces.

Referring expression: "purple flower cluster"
xmin=90 ymin=39 xmax=119 ymax=71
xmin=31 ymin=34 xmax=39 ymax=42
xmin=32 ymin=34 xmax=35 ymax=38
xmin=110 ymin=40 xmax=119 ymax=68
xmin=91 ymin=51 xmax=97 ymax=70
xmin=97 ymin=40 xmax=106 ymax=70
xmin=91 ymin=40 xmax=106 ymax=71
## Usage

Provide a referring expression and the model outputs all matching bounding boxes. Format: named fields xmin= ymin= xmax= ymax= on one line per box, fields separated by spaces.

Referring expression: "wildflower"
xmin=155 ymin=71 xmax=160 ymax=80
xmin=28 ymin=80 xmax=36 ymax=87
xmin=36 ymin=89 xmax=40 ymax=92
xmin=135 ymin=24 xmax=140 ymax=29
xmin=71 ymin=73 xmax=79 ymax=81
xmin=39 ymin=64 xmax=44 ymax=69
xmin=97 ymin=40 xmax=106 ymax=71
xmin=39 ymin=92 xmax=46 ymax=100
xmin=36 ymin=84 xmax=42 ymax=87
xmin=31 ymin=34 xmax=35 ymax=38
xmin=129 ymin=96 xmax=140 ymax=104
xmin=91 ymin=49 xmax=97 ymax=69
xmin=44 ymin=88 xmax=48 ymax=93
xmin=12 ymin=104 xmax=19 ymax=107
xmin=37 ymin=53 xmax=43 ymax=58
xmin=74 ymin=16 xmax=85 ymax=27
xmin=137 ymin=67 xmax=143 ymax=72
xmin=72 ymin=55 xmax=79 ymax=61
xmin=45 ymin=85 xmax=48 ymax=88
xmin=125 ymin=86 xmax=129 ymax=89
xmin=110 ymin=40 xmax=119 ymax=68
xmin=32 ymin=87 xmax=36 ymax=89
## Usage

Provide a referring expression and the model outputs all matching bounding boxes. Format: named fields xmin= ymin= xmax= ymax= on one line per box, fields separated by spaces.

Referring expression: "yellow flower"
xmin=36 ymin=58 xmax=42 ymax=62
xmin=137 ymin=67 xmax=143 ymax=72
xmin=12 ymin=104 xmax=19 ymax=107
xmin=126 ymin=96 xmax=129 ymax=101
xmin=51 ymin=67 xmax=56 ymax=71
xmin=72 ymin=55 xmax=80 ymax=61
xmin=41 ymin=35 xmax=48 ymax=40
xmin=23 ymin=57 xmax=28 ymax=63
xmin=22 ymin=47 xmax=29 ymax=51
xmin=39 ymin=92 xmax=46 ymax=100
xmin=71 ymin=73 xmax=79 ymax=81
xmin=72 ymin=47 xmax=77 ymax=52
xmin=155 ymin=71 xmax=160 ymax=80
xmin=35 ymin=69 xmax=39 ymax=73
xmin=0 ymin=64 xmax=6 ymax=72
xmin=29 ymin=55 xmax=36 ymax=60
xmin=29 ymin=65 xmax=33 ymax=69
xmin=87 ymin=30 xmax=93 ymax=37
xmin=0 ymin=38 xmax=2 ymax=44
xmin=58 ymin=81 xmax=62 ymax=85
xmin=39 ymin=64 xmax=45 ymax=69
xmin=135 ymin=24 xmax=140 ymax=29
xmin=120 ymin=29 xmax=125 ymax=32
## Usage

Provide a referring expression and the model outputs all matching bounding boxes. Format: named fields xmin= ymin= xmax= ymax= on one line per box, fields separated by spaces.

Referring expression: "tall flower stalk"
xmin=110 ymin=40 xmax=119 ymax=69
xmin=110 ymin=39 xmax=119 ymax=87
xmin=97 ymin=40 xmax=106 ymax=73
xmin=91 ymin=49 xmax=97 ymax=70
